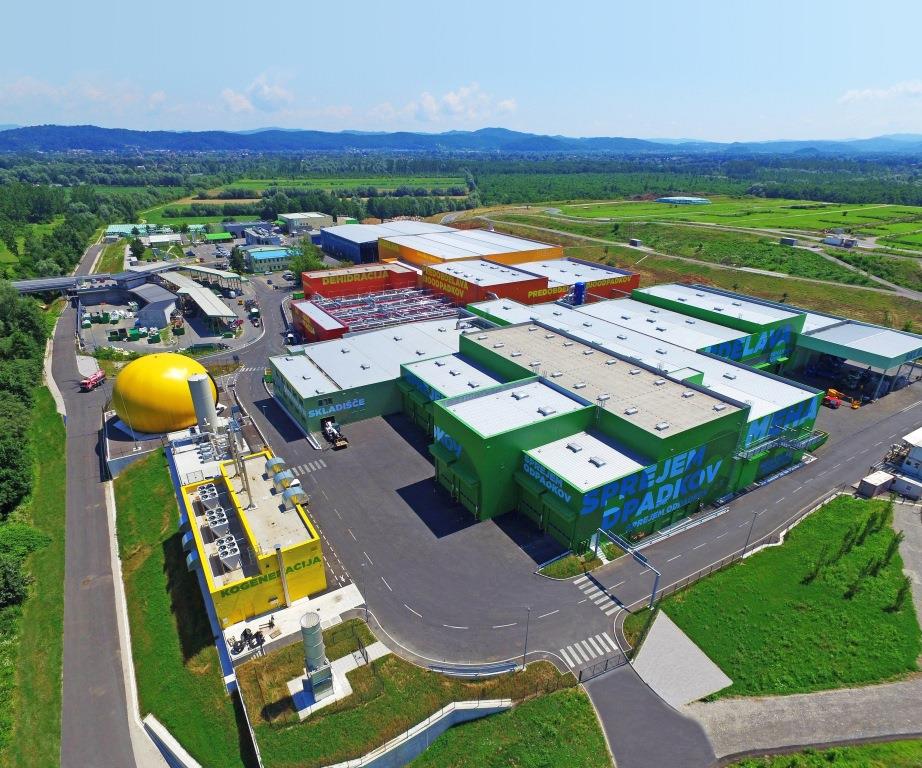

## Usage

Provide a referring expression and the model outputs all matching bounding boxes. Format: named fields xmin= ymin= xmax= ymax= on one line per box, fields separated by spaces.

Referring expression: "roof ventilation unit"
xmin=582 ymin=321 xmax=593 ymax=327
xmin=582 ymin=350 xmax=594 ymax=356
xmin=502 ymin=304 xmax=511 ymax=310
xmin=589 ymin=456 xmax=607 ymax=468
xmin=653 ymin=378 xmax=666 ymax=386
xmin=493 ymin=342 xmax=504 ymax=348
xmin=685 ymin=319 xmax=696 ymax=324
xmin=656 ymin=348 xmax=667 ymax=354
xmin=732 ymin=301 xmax=742 ymax=306
xmin=551 ymin=371 xmax=562 ymax=378
xmin=393 ymin=335 xmax=403 ymax=341
xmin=713 ymin=403 xmax=727 ymax=412
xmin=449 ymin=369 xmax=461 ymax=376
xmin=537 ymin=405 xmax=557 ymax=416
xmin=573 ymin=381 xmax=587 ymax=389
xmin=624 ymin=406 xmax=638 ymax=415
xmin=629 ymin=368 xmax=640 ymax=375
xmin=544 ymin=333 xmax=556 ymax=339
xmin=656 ymin=326 xmax=667 ymax=332
xmin=477 ymin=334 xmax=487 ymax=340
xmin=678 ymin=297 xmax=687 ymax=302
xmin=566 ymin=442 xmax=583 ymax=453
xmin=216 ymin=535 xmax=242 ymax=572
xmin=340 ymin=347 xmax=350 ymax=354
xmin=511 ymin=351 xmax=522 ymax=358
xmin=360 ymin=363 xmax=371 ymax=370
xmin=597 ymin=393 xmax=611 ymax=402
xmin=528 ymin=326 xmax=539 ymax=332
xmin=722 ymin=372 xmax=737 ymax=380
xmin=646 ymin=317 xmax=655 ymax=324
xmin=467 ymin=381 xmax=480 ymax=388
xmin=553 ymin=310 xmax=563 ymax=316
xmin=563 ymin=341 xmax=574 ymax=347
xmin=713 ymin=306 xmax=724 ymax=312
xmin=617 ymin=334 xmax=628 ymax=340
xmin=435 ymin=359 xmax=446 ymax=366
xmin=621 ymin=314 xmax=631 ymax=320
xmin=682 ymin=391 xmax=695 ymax=398
xmin=650 ymin=308 xmax=660 ymax=314
xmin=655 ymin=421 xmax=671 ymax=431
xmin=695 ymin=292 xmax=705 ymax=297
xmin=511 ymin=390 xmax=529 ymax=400
xmin=416 ymin=349 xmax=425 ymax=356
xmin=605 ymin=359 xmax=617 ymax=365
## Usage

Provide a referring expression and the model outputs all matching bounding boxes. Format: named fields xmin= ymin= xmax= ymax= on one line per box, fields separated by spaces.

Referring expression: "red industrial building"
xmin=301 ymin=263 xmax=418 ymax=300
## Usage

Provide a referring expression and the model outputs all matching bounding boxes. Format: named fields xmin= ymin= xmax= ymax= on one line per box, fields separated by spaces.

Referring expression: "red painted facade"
xmin=302 ymin=263 xmax=417 ymax=299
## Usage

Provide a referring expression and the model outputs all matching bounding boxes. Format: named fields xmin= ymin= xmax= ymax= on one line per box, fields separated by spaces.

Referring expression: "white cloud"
xmin=221 ymin=88 xmax=253 ymax=113
xmin=839 ymin=80 xmax=922 ymax=104
xmin=370 ymin=83 xmax=517 ymax=126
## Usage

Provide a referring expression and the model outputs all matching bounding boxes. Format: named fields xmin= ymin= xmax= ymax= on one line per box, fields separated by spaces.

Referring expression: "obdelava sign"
xmin=580 ymin=443 xmax=725 ymax=534
xmin=219 ymin=556 xmax=322 ymax=597
xmin=704 ymin=324 xmax=794 ymax=363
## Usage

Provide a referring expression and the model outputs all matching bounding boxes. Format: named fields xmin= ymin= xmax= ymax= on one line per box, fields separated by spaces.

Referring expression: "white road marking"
xmin=348 ymin=529 xmax=357 ymax=541
xmin=577 ymin=598 xmax=588 ymax=604
xmin=574 ymin=575 xmax=589 ymax=586
xmin=715 ymin=532 xmax=728 ymax=539
xmin=587 ymin=635 xmax=605 ymax=656
xmin=335 ymin=509 xmax=342 ymax=519
xmin=570 ymin=643 xmax=588 ymax=662
xmin=611 ymin=580 xmax=625 ymax=588
xmin=831 ymin=463 xmax=842 ymax=470
xmin=537 ymin=609 xmax=559 ymax=620
xmin=580 ymin=640 xmax=597 ymax=659
xmin=404 ymin=603 xmax=422 ymax=617
xmin=776 ymin=496 xmax=786 ymax=503
xmin=604 ymin=604 xmax=619 ymax=616
xmin=602 ymin=632 xmax=618 ymax=652
xmin=666 ymin=554 xmax=682 ymax=562
xmin=592 ymin=593 xmax=609 ymax=605
xmin=794 ymin=485 xmax=803 ymax=493
xmin=492 ymin=622 xmax=518 ymax=629
xmin=738 ymin=522 xmax=748 ymax=528
xmin=380 ymin=576 xmax=392 ymax=591
xmin=318 ymin=458 xmax=327 ymax=468
xmin=443 ymin=624 xmax=468 ymax=630
xmin=560 ymin=647 xmax=576 ymax=667
xmin=363 ymin=551 xmax=373 ymax=566
xmin=693 ymin=543 xmax=707 ymax=549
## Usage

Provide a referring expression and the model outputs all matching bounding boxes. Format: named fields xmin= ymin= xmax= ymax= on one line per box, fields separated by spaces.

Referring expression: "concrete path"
xmin=632 ymin=612 xmax=731 ymax=708
xmin=584 ymin=666 xmax=716 ymax=768
xmin=894 ymin=501 xmax=922 ymax=626
xmin=687 ymin=676 xmax=922 ymax=759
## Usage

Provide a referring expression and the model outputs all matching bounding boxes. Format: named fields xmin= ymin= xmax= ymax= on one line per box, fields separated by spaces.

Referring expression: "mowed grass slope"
xmin=408 ymin=688 xmax=610 ymax=768
xmin=732 ymin=740 xmax=922 ymax=767
xmin=237 ymin=644 xmax=572 ymax=768
xmin=663 ymin=497 xmax=920 ymax=697
xmin=1 ymin=389 xmax=66 ymax=768
xmin=115 ymin=449 xmax=257 ymax=767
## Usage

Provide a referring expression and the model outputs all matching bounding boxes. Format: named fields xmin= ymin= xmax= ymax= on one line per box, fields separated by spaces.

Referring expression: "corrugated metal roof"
xmin=159 ymin=272 xmax=237 ymax=318
xmin=428 ymin=260 xmax=536 ymax=287
xmin=403 ymin=354 xmax=503 ymax=399
xmin=526 ymin=431 xmax=648 ymax=490
xmin=903 ymin=427 xmax=922 ymax=448
xmin=444 ymin=381 xmax=585 ymax=436
xmin=323 ymin=221 xmax=453 ymax=244
xmin=637 ymin=284 xmax=800 ymax=325
xmin=291 ymin=300 xmax=345 ymax=331
xmin=272 ymin=354 xmax=340 ymax=398
xmin=805 ymin=322 xmax=922 ymax=361
xmin=381 ymin=229 xmax=557 ymax=261
xmin=129 ymin=283 xmax=177 ymax=305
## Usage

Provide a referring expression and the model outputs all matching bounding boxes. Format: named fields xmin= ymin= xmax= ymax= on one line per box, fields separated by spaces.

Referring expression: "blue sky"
xmin=2 ymin=0 xmax=921 ymax=140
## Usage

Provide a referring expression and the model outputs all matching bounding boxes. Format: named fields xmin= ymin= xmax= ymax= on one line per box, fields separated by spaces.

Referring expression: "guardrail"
xmin=427 ymin=661 xmax=519 ymax=677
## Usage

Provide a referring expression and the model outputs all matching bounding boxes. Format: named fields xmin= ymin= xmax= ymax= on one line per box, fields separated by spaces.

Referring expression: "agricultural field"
xmin=559 ymin=196 xmax=922 ymax=237
xmin=223 ymin=176 xmax=467 ymax=192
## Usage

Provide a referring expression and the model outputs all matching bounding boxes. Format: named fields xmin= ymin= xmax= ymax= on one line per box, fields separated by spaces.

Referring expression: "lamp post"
xmin=522 ymin=606 xmax=531 ymax=668
xmin=742 ymin=509 xmax=760 ymax=557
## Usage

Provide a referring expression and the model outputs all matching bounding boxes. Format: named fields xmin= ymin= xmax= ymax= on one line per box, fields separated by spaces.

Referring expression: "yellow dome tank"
xmin=112 ymin=353 xmax=217 ymax=434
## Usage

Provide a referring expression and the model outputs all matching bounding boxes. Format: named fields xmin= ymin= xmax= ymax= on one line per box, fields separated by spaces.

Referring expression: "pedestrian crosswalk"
xmin=559 ymin=631 xmax=620 ymax=669
xmin=574 ymin=574 xmax=619 ymax=616
xmin=238 ymin=366 xmax=261 ymax=373
xmin=290 ymin=459 xmax=327 ymax=476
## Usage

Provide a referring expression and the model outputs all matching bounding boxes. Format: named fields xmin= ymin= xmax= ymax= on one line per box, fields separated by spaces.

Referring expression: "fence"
xmin=577 ymin=651 xmax=629 ymax=682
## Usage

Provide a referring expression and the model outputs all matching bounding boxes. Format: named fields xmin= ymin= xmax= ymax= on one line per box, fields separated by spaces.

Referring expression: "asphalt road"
xmin=57 ymin=242 xmax=138 ymax=768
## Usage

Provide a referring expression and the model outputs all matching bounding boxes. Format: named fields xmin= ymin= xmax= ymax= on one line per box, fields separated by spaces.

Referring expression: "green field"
xmin=94 ymin=240 xmax=126 ymax=273
xmin=139 ymin=204 xmax=234 ymax=226
xmin=237 ymin=644 xmax=573 ymax=768
xmin=560 ymin=196 xmax=922 ymax=235
xmin=662 ymin=497 xmax=920 ymax=697
xmin=732 ymin=740 xmax=922 ymax=767
xmin=408 ymin=688 xmax=609 ymax=768
xmin=224 ymin=176 xmax=466 ymax=192
xmin=115 ymin=449 xmax=257 ymax=767
xmin=491 ymin=212 xmax=878 ymax=287
xmin=0 ymin=389 xmax=66 ymax=768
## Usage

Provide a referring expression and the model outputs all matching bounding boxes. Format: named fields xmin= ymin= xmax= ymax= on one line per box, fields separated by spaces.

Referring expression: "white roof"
xmin=428 ymin=260 xmax=537 ymax=287
xmin=403 ymin=354 xmax=503 ymax=399
xmin=444 ymin=381 xmax=585 ymax=436
xmin=513 ymin=258 xmax=630 ymax=287
xmin=149 ymin=233 xmax=181 ymax=244
xmin=637 ymin=284 xmax=800 ymax=326
xmin=805 ymin=322 xmax=922 ymax=361
xmin=295 ymin=319 xmax=465 ymax=390
xmin=323 ymin=221 xmax=453 ymax=244
xmin=291 ymin=300 xmax=345 ymax=331
xmin=180 ymin=264 xmax=242 ymax=281
xmin=527 ymin=432 xmax=647 ymax=490
xmin=280 ymin=212 xmax=329 ymax=220
xmin=577 ymin=298 xmax=747 ymax=351
xmin=273 ymin=355 xmax=339 ymax=398
xmin=471 ymin=300 xmax=814 ymax=421
xmin=903 ymin=427 xmax=922 ymax=448
xmin=159 ymin=272 xmax=236 ymax=318
xmin=800 ymin=311 xmax=841 ymax=333
xmin=381 ymin=228 xmax=556 ymax=261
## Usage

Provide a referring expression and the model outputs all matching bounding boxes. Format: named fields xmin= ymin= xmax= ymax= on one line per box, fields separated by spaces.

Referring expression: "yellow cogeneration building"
xmin=113 ymin=353 xmax=217 ymax=434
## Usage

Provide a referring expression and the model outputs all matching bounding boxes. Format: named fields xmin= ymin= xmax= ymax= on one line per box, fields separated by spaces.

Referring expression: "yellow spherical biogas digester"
xmin=112 ymin=353 xmax=217 ymax=434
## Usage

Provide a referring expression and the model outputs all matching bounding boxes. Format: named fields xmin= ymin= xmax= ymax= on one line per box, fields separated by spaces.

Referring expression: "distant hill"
xmin=2 ymin=124 xmax=922 ymax=154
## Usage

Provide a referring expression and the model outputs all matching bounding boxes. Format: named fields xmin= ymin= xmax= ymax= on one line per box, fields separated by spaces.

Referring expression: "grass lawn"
xmin=539 ymin=551 xmax=603 ymax=578
xmin=408 ymin=687 xmax=610 ymax=768
xmin=485 ymin=221 xmax=922 ymax=329
xmin=732 ymin=740 xmax=922 ymax=767
xmin=237 ymin=643 xmax=573 ymax=768
xmin=115 ymin=449 xmax=257 ymax=767
xmin=322 ymin=619 xmax=377 ymax=662
xmin=662 ymin=497 xmax=920 ymax=697
xmin=94 ymin=240 xmax=126 ymax=273
xmin=0 ymin=389 xmax=66 ymax=768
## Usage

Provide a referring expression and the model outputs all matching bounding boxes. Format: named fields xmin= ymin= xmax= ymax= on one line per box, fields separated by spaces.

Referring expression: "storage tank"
xmin=188 ymin=373 xmax=219 ymax=433
xmin=301 ymin=612 xmax=326 ymax=672
xmin=573 ymin=281 xmax=587 ymax=306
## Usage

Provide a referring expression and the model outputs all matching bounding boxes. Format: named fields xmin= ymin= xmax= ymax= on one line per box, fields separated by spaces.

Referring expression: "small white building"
xmin=900 ymin=427 xmax=922 ymax=480
xmin=279 ymin=212 xmax=334 ymax=234
xmin=147 ymin=233 xmax=182 ymax=247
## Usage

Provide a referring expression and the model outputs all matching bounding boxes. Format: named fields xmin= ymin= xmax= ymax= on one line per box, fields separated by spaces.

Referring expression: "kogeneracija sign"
xmin=219 ymin=556 xmax=323 ymax=597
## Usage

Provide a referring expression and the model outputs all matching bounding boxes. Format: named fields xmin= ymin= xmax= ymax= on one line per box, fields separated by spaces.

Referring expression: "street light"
xmin=742 ymin=509 xmax=761 ymax=557
xmin=522 ymin=606 xmax=531 ymax=668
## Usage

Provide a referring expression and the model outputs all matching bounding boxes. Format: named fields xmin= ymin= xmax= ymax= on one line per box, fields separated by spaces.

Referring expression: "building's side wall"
xmin=321 ymin=231 xmax=365 ymax=263
xmin=290 ymin=302 xmax=346 ymax=342
xmin=484 ymin=245 xmax=565 ymax=265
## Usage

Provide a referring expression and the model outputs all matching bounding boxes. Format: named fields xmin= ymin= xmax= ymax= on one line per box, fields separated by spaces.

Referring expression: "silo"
xmin=301 ymin=612 xmax=326 ymax=672
xmin=187 ymin=373 xmax=219 ymax=432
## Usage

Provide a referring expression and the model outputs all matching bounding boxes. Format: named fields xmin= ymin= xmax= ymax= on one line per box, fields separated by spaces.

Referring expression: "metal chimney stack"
xmin=300 ymin=612 xmax=334 ymax=700
xmin=188 ymin=374 xmax=219 ymax=433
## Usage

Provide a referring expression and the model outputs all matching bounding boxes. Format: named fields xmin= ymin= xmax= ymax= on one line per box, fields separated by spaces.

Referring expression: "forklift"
xmin=321 ymin=417 xmax=348 ymax=450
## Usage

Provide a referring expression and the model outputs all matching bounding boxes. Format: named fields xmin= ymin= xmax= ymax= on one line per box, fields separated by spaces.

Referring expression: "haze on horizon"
xmin=2 ymin=0 xmax=921 ymax=143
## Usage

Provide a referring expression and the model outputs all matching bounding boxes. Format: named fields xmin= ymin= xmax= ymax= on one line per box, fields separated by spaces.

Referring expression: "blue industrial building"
xmin=244 ymin=227 xmax=282 ymax=246
xmin=320 ymin=221 xmax=455 ymax=264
